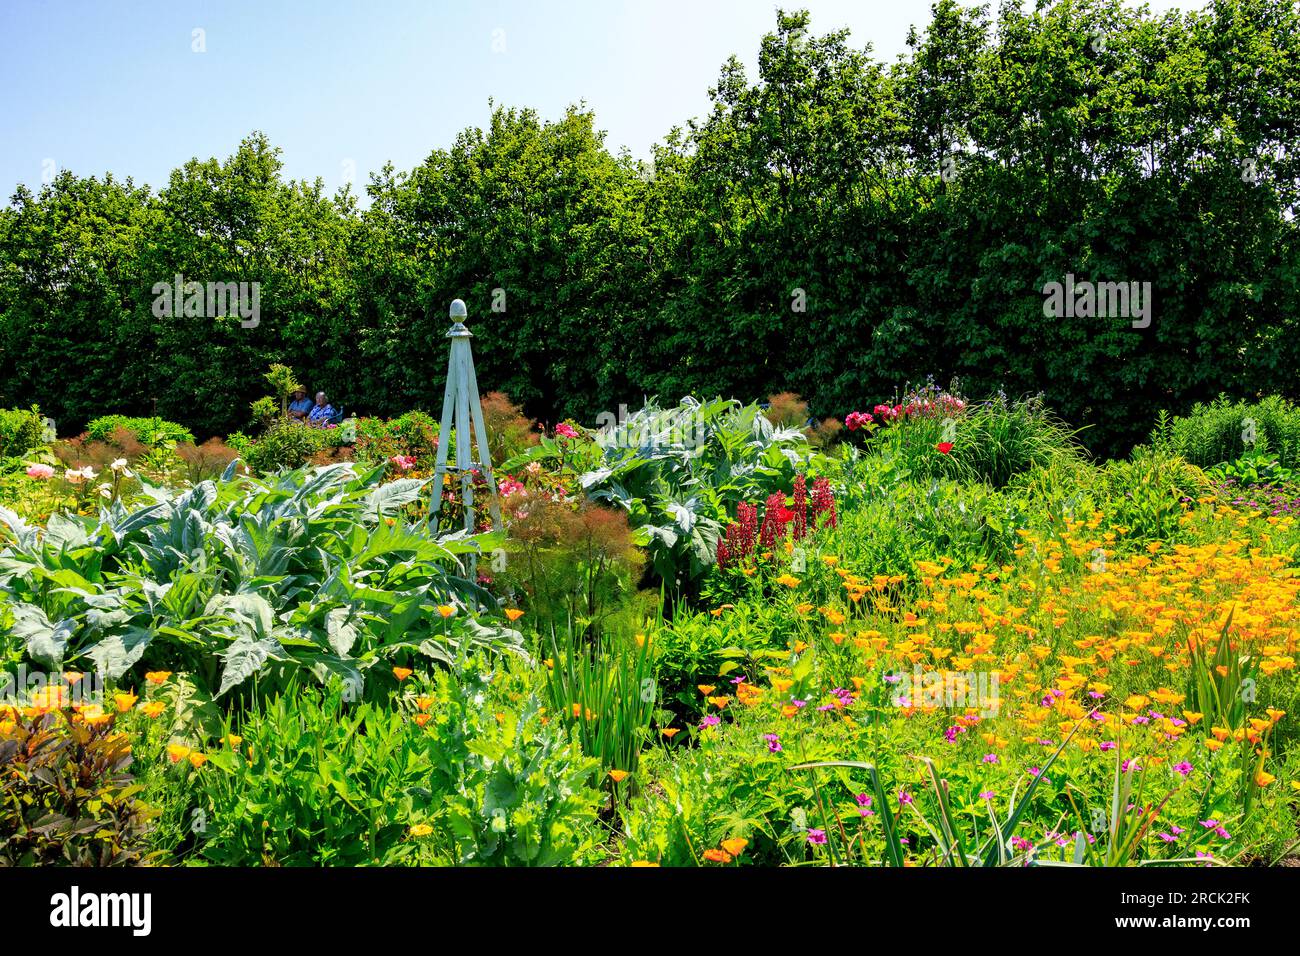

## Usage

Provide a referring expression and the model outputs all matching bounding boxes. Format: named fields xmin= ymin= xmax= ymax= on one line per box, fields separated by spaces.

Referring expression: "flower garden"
xmin=2 ymin=381 xmax=1298 ymax=868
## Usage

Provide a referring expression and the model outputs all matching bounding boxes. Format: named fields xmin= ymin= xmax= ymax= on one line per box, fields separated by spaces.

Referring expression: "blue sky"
xmin=0 ymin=0 xmax=1202 ymax=203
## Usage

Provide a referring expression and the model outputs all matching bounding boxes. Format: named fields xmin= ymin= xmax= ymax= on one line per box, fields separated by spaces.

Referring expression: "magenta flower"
xmin=1174 ymin=761 xmax=1193 ymax=777
xmin=807 ymin=829 xmax=827 ymax=845
xmin=898 ymin=790 xmax=913 ymax=806
xmin=762 ymin=733 xmax=782 ymax=753
xmin=982 ymin=753 xmax=999 ymax=764
xmin=979 ymin=790 xmax=995 ymax=800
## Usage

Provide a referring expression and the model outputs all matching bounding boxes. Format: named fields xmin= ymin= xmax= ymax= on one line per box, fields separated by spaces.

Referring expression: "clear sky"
xmin=0 ymin=0 xmax=1203 ymax=203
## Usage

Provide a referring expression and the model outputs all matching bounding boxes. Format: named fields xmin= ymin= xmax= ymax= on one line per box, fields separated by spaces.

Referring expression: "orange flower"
xmin=702 ymin=848 xmax=734 ymax=863
xmin=697 ymin=685 xmax=717 ymax=695
xmin=166 ymin=744 xmax=192 ymax=764
xmin=145 ymin=671 xmax=172 ymax=685
xmin=413 ymin=714 xmax=432 ymax=727
xmin=608 ymin=769 xmax=629 ymax=784
xmin=721 ymin=838 xmax=747 ymax=857
xmin=415 ymin=696 xmax=434 ymax=712
xmin=505 ymin=608 xmax=525 ymax=622
xmin=392 ymin=667 xmax=413 ymax=681
xmin=188 ymin=752 xmax=209 ymax=768
xmin=113 ymin=691 xmax=138 ymax=713
xmin=142 ymin=701 xmax=166 ymax=719
xmin=661 ymin=728 xmax=680 ymax=738
xmin=436 ymin=605 xmax=456 ymax=619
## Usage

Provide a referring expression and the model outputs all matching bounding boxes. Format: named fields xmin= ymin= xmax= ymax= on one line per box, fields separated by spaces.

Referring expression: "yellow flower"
xmin=409 ymin=823 xmax=434 ymax=837
xmin=775 ymin=574 xmax=801 ymax=588
xmin=630 ymin=860 xmax=660 ymax=867
xmin=436 ymin=605 xmax=456 ymax=618
xmin=166 ymin=744 xmax=192 ymax=764
xmin=707 ymin=696 xmax=731 ymax=709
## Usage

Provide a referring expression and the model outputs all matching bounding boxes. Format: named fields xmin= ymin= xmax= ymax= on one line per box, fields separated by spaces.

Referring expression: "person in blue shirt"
xmin=307 ymin=391 xmax=337 ymax=427
xmin=288 ymin=388 xmax=313 ymax=420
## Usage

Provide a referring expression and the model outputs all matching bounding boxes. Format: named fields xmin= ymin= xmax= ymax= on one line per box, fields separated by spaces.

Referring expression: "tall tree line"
xmin=1 ymin=0 xmax=1296 ymax=456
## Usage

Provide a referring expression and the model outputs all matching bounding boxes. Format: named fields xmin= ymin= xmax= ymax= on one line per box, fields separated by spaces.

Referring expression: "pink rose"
xmin=26 ymin=463 xmax=55 ymax=480
xmin=555 ymin=423 xmax=579 ymax=440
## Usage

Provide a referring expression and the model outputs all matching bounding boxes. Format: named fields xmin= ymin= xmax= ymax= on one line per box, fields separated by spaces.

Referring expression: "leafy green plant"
xmin=545 ymin=629 xmax=656 ymax=790
xmin=574 ymin=397 xmax=811 ymax=594
xmin=191 ymin=659 xmax=602 ymax=866
xmin=0 ymin=463 xmax=519 ymax=699
xmin=1167 ymin=395 xmax=1300 ymax=471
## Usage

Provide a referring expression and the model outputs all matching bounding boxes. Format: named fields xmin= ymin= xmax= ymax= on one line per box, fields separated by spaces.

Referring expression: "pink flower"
xmin=25 ymin=464 xmax=54 ymax=480
xmin=555 ymin=423 xmax=579 ymax=439
xmin=806 ymin=829 xmax=827 ymax=845
xmin=844 ymin=411 xmax=873 ymax=432
xmin=389 ymin=455 xmax=417 ymax=471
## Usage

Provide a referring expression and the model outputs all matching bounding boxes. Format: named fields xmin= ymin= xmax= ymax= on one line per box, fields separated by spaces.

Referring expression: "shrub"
xmin=0 ymin=709 xmax=158 ymax=865
xmin=1167 ymin=395 xmax=1300 ymax=471
xmin=86 ymin=415 xmax=194 ymax=448
xmin=0 ymin=406 xmax=47 ymax=461
xmin=241 ymin=419 xmax=334 ymax=474
xmin=353 ymin=411 xmax=438 ymax=468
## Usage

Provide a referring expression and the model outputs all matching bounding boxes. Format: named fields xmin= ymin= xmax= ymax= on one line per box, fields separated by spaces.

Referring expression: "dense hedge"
xmin=0 ymin=1 xmax=1296 ymax=457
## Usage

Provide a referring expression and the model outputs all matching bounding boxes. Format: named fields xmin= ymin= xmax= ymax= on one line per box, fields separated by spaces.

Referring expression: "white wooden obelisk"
xmin=430 ymin=298 xmax=504 ymax=540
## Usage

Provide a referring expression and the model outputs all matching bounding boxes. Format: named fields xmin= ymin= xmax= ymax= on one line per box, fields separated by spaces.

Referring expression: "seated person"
xmin=288 ymin=388 xmax=313 ymax=420
xmin=307 ymin=391 xmax=337 ymax=427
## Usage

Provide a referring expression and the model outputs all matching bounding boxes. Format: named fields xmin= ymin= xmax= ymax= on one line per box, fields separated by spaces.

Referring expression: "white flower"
xmin=64 ymin=466 xmax=97 ymax=484
xmin=97 ymin=482 xmax=113 ymax=499
xmin=109 ymin=458 xmax=131 ymax=474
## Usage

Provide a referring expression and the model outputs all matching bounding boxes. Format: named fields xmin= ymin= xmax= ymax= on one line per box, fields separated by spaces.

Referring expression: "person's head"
xmin=292 ymin=388 xmax=306 ymax=401
xmin=315 ymin=391 xmax=327 ymax=406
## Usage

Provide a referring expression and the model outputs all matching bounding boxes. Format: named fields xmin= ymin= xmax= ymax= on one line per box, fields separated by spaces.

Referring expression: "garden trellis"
xmin=430 ymin=298 xmax=504 ymax=537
